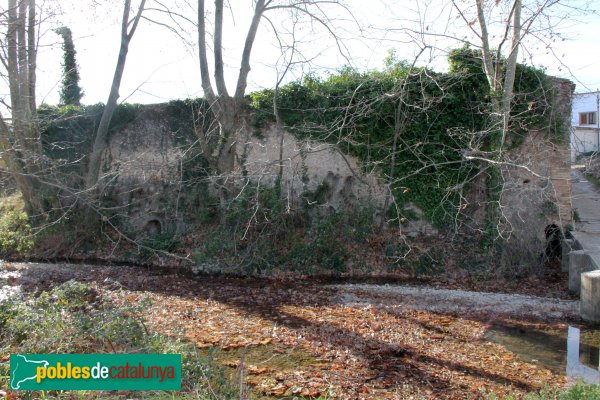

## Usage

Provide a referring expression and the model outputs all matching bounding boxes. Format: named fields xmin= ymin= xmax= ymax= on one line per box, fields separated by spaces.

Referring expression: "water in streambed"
xmin=485 ymin=325 xmax=600 ymax=384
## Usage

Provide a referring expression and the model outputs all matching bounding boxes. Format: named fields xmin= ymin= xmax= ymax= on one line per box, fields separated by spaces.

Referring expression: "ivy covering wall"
xmin=249 ymin=46 xmax=562 ymax=226
xmin=36 ymin=47 xmax=562 ymax=229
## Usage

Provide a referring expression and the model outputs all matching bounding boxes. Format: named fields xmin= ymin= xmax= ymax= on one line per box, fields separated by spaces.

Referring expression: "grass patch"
xmin=585 ymin=173 xmax=600 ymax=190
xmin=0 ymin=280 xmax=237 ymax=399
xmin=485 ymin=382 xmax=600 ymax=400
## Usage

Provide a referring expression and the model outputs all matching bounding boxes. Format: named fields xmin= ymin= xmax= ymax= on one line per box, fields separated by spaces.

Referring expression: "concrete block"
xmin=562 ymin=239 xmax=574 ymax=272
xmin=569 ymin=250 xmax=596 ymax=294
xmin=581 ymin=270 xmax=600 ymax=323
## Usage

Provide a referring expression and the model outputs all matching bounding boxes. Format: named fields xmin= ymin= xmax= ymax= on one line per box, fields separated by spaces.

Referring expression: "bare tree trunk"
xmin=213 ymin=0 xmax=228 ymax=98
xmin=17 ymin=0 xmax=28 ymax=114
xmin=499 ymin=0 xmax=522 ymax=149
xmin=3 ymin=0 xmax=44 ymax=214
xmin=471 ymin=0 xmax=523 ymax=257
xmin=86 ymin=0 xmax=146 ymax=188
xmin=475 ymin=0 xmax=500 ymax=99
xmin=27 ymin=0 xmax=36 ymax=114
xmin=197 ymin=0 xmax=216 ymax=106
xmin=19 ymin=0 xmax=39 ymax=155
xmin=7 ymin=0 xmax=19 ymax=114
xmin=234 ymin=0 xmax=265 ymax=100
xmin=475 ymin=0 xmax=522 ymax=151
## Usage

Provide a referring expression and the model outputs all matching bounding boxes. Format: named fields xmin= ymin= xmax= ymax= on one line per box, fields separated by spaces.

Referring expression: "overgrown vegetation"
xmin=0 ymin=47 xmax=564 ymax=276
xmin=0 ymin=194 xmax=33 ymax=256
xmin=55 ymin=26 xmax=84 ymax=106
xmin=0 ymin=280 xmax=237 ymax=398
xmin=192 ymin=185 xmax=376 ymax=275
xmin=250 ymin=46 xmax=561 ymax=227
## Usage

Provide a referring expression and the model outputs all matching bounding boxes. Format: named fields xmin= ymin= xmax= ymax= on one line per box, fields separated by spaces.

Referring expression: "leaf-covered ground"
xmin=1 ymin=262 xmax=582 ymax=399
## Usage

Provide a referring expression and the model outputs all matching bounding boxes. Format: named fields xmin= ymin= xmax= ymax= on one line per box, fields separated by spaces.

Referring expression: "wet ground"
xmin=486 ymin=324 xmax=600 ymax=384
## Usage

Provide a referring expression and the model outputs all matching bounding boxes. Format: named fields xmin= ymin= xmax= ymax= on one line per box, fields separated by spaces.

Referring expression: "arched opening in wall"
xmin=544 ymin=223 xmax=563 ymax=260
xmin=144 ymin=219 xmax=162 ymax=235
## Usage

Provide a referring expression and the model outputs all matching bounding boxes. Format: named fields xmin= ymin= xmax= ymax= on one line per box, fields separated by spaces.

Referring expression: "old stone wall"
xmin=100 ymin=107 xmax=391 ymax=237
xmin=101 ymin=105 xmax=185 ymax=235
xmin=238 ymin=125 xmax=387 ymax=211
xmin=99 ymin=77 xmax=573 ymax=249
xmin=498 ymin=78 xmax=574 ymax=267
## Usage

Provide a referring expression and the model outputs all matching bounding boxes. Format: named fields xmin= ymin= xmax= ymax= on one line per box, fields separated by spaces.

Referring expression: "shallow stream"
xmin=485 ymin=325 xmax=600 ymax=384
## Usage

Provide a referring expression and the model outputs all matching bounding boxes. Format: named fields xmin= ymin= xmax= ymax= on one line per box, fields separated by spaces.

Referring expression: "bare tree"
xmin=461 ymin=0 xmax=522 ymax=150
xmin=383 ymin=0 xmax=588 ymax=147
xmin=86 ymin=0 xmax=146 ymax=188
xmin=0 ymin=0 xmax=45 ymax=215
xmin=194 ymin=0 xmax=352 ymax=206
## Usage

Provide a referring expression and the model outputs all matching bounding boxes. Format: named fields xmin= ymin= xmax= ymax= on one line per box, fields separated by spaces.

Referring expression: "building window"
xmin=580 ymin=111 xmax=597 ymax=125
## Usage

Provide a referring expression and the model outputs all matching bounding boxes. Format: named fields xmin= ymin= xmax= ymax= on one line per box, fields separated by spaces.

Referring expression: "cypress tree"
xmin=55 ymin=26 xmax=83 ymax=106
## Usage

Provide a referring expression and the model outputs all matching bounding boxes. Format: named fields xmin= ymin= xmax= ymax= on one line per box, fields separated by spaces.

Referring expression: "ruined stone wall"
xmin=99 ymin=77 xmax=573 ymax=248
xmin=238 ymin=125 xmax=387 ymax=211
xmin=551 ymin=79 xmax=577 ymax=226
xmin=498 ymin=78 xmax=574 ymax=267
xmin=100 ymin=107 xmax=390 ymax=237
xmin=101 ymin=105 xmax=185 ymax=235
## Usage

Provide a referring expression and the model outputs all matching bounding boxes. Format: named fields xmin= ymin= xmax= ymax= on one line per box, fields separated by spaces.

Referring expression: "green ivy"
xmin=249 ymin=46 xmax=560 ymax=227
xmin=38 ymin=102 xmax=142 ymax=171
xmin=55 ymin=26 xmax=84 ymax=106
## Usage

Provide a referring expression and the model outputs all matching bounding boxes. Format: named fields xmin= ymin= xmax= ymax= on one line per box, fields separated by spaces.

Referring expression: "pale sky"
xmin=9 ymin=0 xmax=600 ymax=108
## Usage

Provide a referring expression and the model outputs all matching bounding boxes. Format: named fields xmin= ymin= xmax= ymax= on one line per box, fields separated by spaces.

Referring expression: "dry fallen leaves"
xmin=8 ymin=263 xmax=570 ymax=399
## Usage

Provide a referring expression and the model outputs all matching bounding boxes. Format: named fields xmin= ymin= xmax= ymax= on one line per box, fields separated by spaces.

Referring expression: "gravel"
xmin=0 ymin=261 xmax=581 ymax=320
xmin=331 ymin=283 xmax=580 ymax=320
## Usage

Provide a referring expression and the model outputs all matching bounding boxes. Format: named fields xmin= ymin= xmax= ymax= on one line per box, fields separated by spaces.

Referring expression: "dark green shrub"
xmin=0 ymin=194 xmax=33 ymax=256
xmin=141 ymin=232 xmax=181 ymax=253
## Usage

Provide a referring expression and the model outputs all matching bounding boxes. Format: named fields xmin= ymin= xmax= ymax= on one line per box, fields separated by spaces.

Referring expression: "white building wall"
xmin=571 ymin=128 xmax=598 ymax=159
xmin=571 ymin=92 xmax=600 ymax=161
xmin=572 ymin=93 xmax=599 ymax=126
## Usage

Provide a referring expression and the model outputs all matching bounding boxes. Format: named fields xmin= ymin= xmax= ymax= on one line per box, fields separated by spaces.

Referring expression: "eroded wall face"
xmin=237 ymin=125 xmax=387 ymax=211
xmin=100 ymin=107 xmax=390 ymax=237
xmin=101 ymin=105 xmax=185 ymax=235
xmin=100 ymin=77 xmax=573 ymax=250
